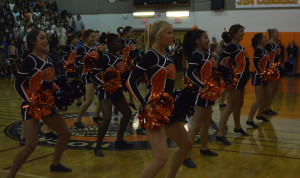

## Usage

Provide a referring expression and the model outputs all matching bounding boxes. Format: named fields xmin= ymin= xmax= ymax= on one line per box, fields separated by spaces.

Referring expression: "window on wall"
xmin=134 ymin=0 xmax=189 ymax=6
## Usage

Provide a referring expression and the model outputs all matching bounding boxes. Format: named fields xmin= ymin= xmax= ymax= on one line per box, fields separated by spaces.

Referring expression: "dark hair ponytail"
xmin=221 ymin=32 xmax=231 ymax=44
xmin=251 ymin=33 xmax=263 ymax=49
xmin=183 ymin=29 xmax=206 ymax=59
xmin=117 ymin=26 xmax=132 ymax=38
xmin=26 ymin=29 xmax=43 ymax=52
xmin=222 ymin=24 xmax=245 ymax=44
xmin=183 ymin=31 xmax=193 ymax=59
xmin=117 ymin=27 xmax=124 ymax=38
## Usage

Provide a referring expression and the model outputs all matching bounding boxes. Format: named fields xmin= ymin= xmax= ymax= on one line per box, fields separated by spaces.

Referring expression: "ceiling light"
xmin=133 ymin=12 xmax=155 ymax=17
xmin=166 ymin=11 xmax=189 ymax=17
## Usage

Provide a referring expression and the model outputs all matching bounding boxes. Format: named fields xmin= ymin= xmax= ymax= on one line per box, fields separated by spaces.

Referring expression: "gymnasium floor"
xmin=0 ymin=73 xmax=299 ymax=178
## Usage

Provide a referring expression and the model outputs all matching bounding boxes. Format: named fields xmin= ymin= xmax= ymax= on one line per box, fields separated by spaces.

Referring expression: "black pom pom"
xmin=172 ymin=87 xmax=197 ymax=120
xmin=218 ymin=65 xmax=235 ymax=86
xmin=53 ymin=76 xmax=75 ymax=111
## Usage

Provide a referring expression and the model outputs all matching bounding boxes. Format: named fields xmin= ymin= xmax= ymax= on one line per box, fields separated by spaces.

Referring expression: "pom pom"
xmin=218 ymin=65 xmax=238 ymax=89
xmin=260 ymin=62 xmax=280 ymax=82
xmin=23 ymin=86 xmax=55 ymax=119
xmin=183 ymin=77 xmax=195 ymax=88
xmin=173 ymin=87 xmax=196 ymax=119
xmin=123 ymin=44 xmax=135 ymax=71
xmin=138 ymin=92 xmax=175 ymax=130
xmin=82 ymin=51 xmax=98 ymax=73
xmin=53 ymin=76 xmax=74 ymax=111
xmin=102 ymin=67 xmax=122 ymax=94
xmin=64 ymin=51 xmax=77 ymax=72
xmin=198 ymin=71 xmax=226 ymax=101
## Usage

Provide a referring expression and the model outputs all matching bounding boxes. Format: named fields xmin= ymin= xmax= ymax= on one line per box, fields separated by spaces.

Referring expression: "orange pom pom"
xmin=82 ymin=51 xmax=98 ymax=73
xmin=260 ymin=62 xmax=280 ymax=82
xmin=183 ymin=77 xmax=194 ymax=88
xmin=123 ymin=45 xmax=134 ymax=71
xmin=138 ymin=92 xmax=175 ymax=130
xmin=102 ymin=67 xmax=123 ymax=94
xmin=23 ymin=87 xmax=55 ymax=119
xmin=198 ymin=71 xmax=226 ymax=101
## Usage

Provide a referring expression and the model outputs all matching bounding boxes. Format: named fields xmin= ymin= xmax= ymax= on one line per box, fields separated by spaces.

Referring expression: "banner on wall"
xmin=236 ymin=0 xmax=300 ymax=8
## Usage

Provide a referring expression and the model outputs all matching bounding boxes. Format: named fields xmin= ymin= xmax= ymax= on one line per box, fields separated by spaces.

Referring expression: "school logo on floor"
xmin=4 ymin=113 xmax=217 ymax=150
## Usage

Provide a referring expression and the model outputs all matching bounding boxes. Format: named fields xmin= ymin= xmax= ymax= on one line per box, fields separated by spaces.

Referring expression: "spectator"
xmin=49 ymin=32 xmax=59 ymax=50
xmin=57 ymin=26 xmax=67 ymax=49
xmin=0 ymin=39 xmax=4 ymax=64
xmin=9 ymin=0 xmax=15 ymax=11
xmin=50 ymin=1 xmax=58 ymax=13
xmin=174 ymin=39 xmax=183 ymax=71
xmin=12 ymin=7 xmax=20 ymax=19
xmin=276 ymin=40 xmax=284 ymax=63
xmin=7 ymin=40 xmax=18 ymax=77
xmin=74 ymin=14 xmax=85 ymax=33
xmin=15 ymin=16 xmax=21 ymax=26
xmin=287 ymin=41 xmax=298 ymax=76
xmin=66 ymin=13 xmax=74 ymax=32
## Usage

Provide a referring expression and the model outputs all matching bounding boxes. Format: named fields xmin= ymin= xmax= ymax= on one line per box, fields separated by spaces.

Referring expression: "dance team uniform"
xmin=252 ymin=47 xmax=269 ymax=86
xmin=186 ymin=51 xmax=218 ymax=107
xmin=219 ymin=42 xmax=250 ymax=91
xmin=264 ymin=41 xmax=283 ymax=77
xmin=91 ymin=52 xmax=126 ymax=100
xmin=15 ymin=53 xmax=59 ymax=120
xmin=126 ymin=49 xmax=182 ymax=124
xmin=61 ymin=44 xmax=79 ymax=78
xmin=74 ymin=45 xmax=98 ymax=85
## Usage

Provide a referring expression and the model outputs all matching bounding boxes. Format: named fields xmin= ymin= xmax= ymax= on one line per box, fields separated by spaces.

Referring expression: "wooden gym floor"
xmin=0 ymin=73 xmax=300 ymax=178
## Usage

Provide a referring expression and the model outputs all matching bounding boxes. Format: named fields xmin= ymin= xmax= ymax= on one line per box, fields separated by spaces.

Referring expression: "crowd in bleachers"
xmin=0 ymin=0 xmax=80 ymax=77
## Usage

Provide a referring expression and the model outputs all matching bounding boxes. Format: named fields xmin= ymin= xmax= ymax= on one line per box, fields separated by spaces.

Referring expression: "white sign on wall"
xmin=236 ymin=0 xmax=300 ymax=8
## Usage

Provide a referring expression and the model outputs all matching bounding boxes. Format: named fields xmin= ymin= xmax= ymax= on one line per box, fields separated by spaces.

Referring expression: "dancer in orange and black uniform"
xmin=7 ymin=29 xmax=71 ymax=178
xmin=74 ymin=29 xmax=102 ymax=128
xmin=247 ymin=33 xmax=270 ymax=128
xmin=126 ymin=21 xmax=192 ymax=178
xmin=263 ymin=28 xmax=281 ymax=116
xmin=216 ymin=24 xmax=250 ymax=146
xmin=118 ymin=26 xmax=139 ymax=110
xmin=91 ymin=33 xmax=133 ymax=157
xmin=94 ymin=31 xmax=106 ymax=56
xmin=182 ymin=28 xmax=218 ymax=168
xmin=211 ymin=42 xmax=228 ymax=110
xmin=61 ymin=33 xmax=84 ymax=106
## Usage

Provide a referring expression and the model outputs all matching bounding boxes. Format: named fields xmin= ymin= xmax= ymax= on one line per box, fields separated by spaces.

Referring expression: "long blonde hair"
xmin=137 ymin=20 xmax=171 ymax=52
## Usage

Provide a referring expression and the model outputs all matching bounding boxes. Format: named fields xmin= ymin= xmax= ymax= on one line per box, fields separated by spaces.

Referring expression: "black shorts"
xmin=97 ymin=87 xmax=124 ymax=101
xmin=252 ymin=73 xmax=268 ymax=86
xmin=235 ymin=73 xmax=250 ymax=91
xmin=66 ymin=72 xmax=79 ymax=78
xmin=21 ymin=101 xmax=58 ymax=121
xmin=195 ymin=96 xmax=215 ymax=107
xmin=81 ymin=73 xmax=93 ymax=85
